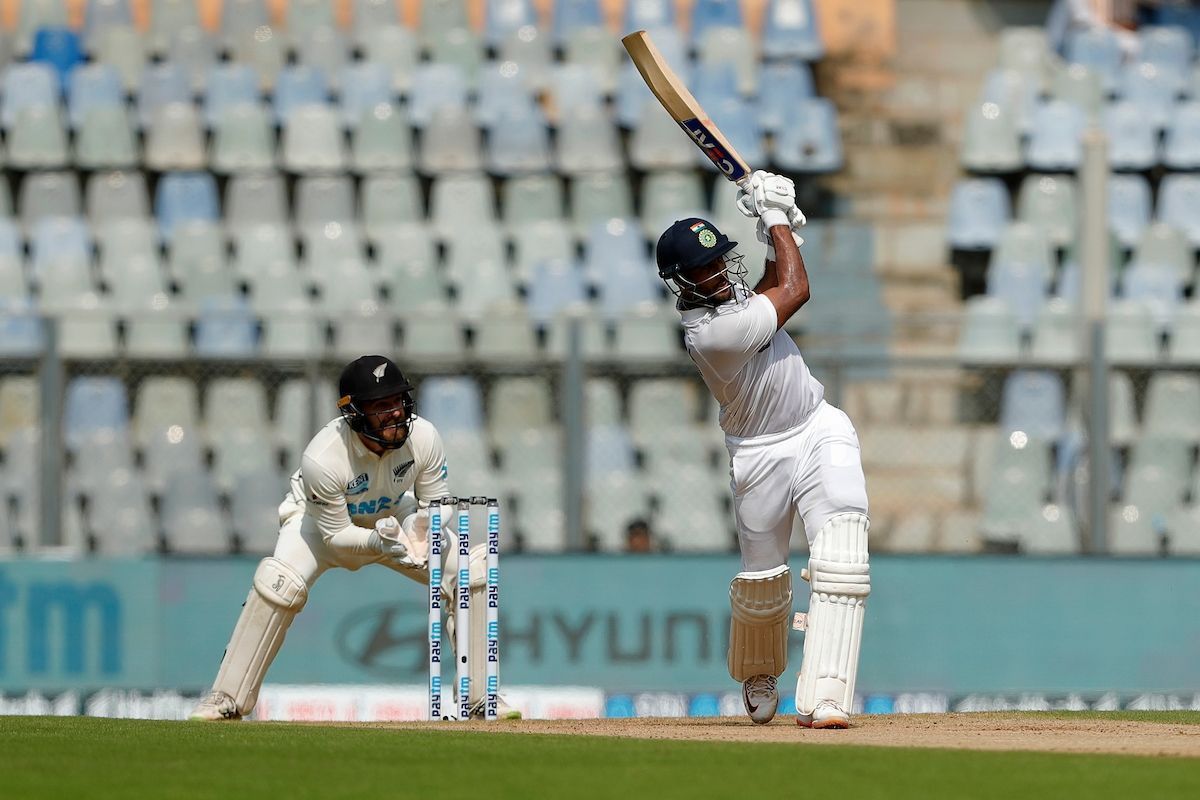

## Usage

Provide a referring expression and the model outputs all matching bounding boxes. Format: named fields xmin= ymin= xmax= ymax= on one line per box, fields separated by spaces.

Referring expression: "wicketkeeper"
xmin=654 ymin=171 xmax=871 ymax=728
xmin=191 ymin=354 xmax=520 ymax=721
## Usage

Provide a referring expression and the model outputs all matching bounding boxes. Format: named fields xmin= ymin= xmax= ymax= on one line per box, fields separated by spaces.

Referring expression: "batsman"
xmin=655 ymin=172 xmax=871 ymax=728
xmin=190 ymin=354 xmax=520 ymax=721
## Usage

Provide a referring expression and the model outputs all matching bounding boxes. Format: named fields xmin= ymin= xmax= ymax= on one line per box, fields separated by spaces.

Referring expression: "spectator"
xmin=625 ymin=519 xmax=653 ymax=553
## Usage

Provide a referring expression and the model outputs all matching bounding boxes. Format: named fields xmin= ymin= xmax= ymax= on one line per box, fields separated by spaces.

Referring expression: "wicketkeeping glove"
xmin=369 ymin=516 xmax=418 ymax=568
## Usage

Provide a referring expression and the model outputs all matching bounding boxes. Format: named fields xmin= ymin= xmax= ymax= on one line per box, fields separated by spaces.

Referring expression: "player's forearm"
xmin=760 ymin=225 xmax=810 ymax=327
xmin=323 ymin=522 xmax=378 ymax=553
xmin=754 ymin=256 xmax=779 ymax=294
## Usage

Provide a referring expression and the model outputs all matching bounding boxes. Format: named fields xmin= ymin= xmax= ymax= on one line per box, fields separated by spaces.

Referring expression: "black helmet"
xmin=337 ymin=355 xmax=416 ymax=450
xmin=655 ymin=218 xmax=744 ymax=306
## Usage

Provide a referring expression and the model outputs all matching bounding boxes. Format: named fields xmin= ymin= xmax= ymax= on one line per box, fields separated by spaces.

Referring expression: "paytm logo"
xmin=0 ymin=568 xmax=122 ymax=676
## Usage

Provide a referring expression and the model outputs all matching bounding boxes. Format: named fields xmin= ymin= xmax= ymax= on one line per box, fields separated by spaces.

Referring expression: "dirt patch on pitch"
xmin=387 ymin=714 xmax=1200 ymax=758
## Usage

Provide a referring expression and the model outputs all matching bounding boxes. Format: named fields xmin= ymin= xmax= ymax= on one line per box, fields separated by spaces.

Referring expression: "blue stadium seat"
xmin=947 ymin=177 xmax=1010 ymax=251
xmin=193 ymin=296 xmax=259 ymax=358
xmin=1065 ymin=27 xmax=1122 ymax=91
xmin=1104 ymin=100 xmax=1159 ymax=171
xmin=987 ymin=223 xmax=1053 ymax=327
xmin=203 ymin=63 xmax=260 ymax=127
xmin=156 ymin=172 xmax=219 ymax=240
xmin=1 ymin=63 xmax=59 ymax=130
xmin=756 ymin=63 xmax=815 ymax=135
xmin=625 ymin=0 xmax=674 ymax=31
xmin=30 ymin=27 xmax=83 ymax=88
xmin=487 ymin=111 xmax=552 ymax=175
xmin=981 ymin=67 xmax=1039 ymax=136
xmin=486 ymin=0 xmax=537 ymax=47
xmin=763 ymin=0 xmax=823 ymax=61
xmin=1108 ymin=173 xmax=1152 ymax=249
xmin=1138 ymin=26 xmax=1193 ymax=73
xmin=0 ymin=299 xmax=44 ymax=356
xmin=1121 ymin=263 xmax=1184 ymax=331
xmin=583 ymin=219 xmax=646 ymax=283
xmin=1163 ymin=101 xmax=1200 ymax=169
xmin=418 ymin=376 xmax=484 ymax=433
xmin=1157 ymin=173 xmax=1200 ymax=247
xmin=273 ymin=65 xmax=329 ymax=124
xmin=137 ymin=62 xmax=191 ymax=128
xmin=553 ymin=0 xmax=604 ymax=45
xmin=772 ymin=97 xmax=842 ymax=172
xmin=599 ymin=261 xmax=662 ymax=318
xmin=408 ymin=63 xmax=469 ymax=128
xmin=67 ymin=63 xmax=123 ymax=129
xmin=690 ymin=0 xmax=742 ymax=45
xmin=339 ymin=62 xmax=393 ymax=127
xmin=587 ymin=424 xmax=637 ymax=477
xmin=527 ymin=259 xmax=588 ymax=323
xmin=1000 ymin=370 xmax=1065 ymax=441
xmin=30 ymin=217 xmax=91 ymax=279
xmin=65 ymin=376 xmax=130 ymax=447
xmin=1118 ymin=61 xmax=1179 ymax=130
xmin=478 ymin=62 xmax=542 ymax=128
xmin=1025 ymin=100 xmax=1084 ymax=171
xmin=692 ymin=62 xmax=739 ymax=110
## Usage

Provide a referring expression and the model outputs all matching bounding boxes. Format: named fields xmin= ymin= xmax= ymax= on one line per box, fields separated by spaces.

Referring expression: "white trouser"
xmin=727 ymin=401 xmax=869 ymax=571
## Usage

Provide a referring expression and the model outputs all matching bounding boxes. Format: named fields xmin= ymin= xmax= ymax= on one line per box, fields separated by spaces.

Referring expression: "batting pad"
xmin=212 ymin=557 xmax=309 ymax=715
xmin=795 ymin=513 xmax=870 ymax=716
xmin=727 ymin=564 xmax=793 ymax=681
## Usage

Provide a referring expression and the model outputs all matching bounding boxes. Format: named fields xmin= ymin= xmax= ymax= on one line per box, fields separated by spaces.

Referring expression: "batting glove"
xmin=756 ymin=212 xmax=805 ymax=261
xmin=736 ymin=170 xmax=798 ymax=230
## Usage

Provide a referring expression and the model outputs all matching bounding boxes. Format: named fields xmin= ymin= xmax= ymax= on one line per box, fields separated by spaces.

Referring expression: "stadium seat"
xmin=998 ymin=27 xmax=1051 ymax=88
xmin=400 ymin=313 xmax=466 ymax=361
xmin=211 ymin=103 xmax=275 ymax=174
xmin=1167 ymin=506 xmax=1200 ymax=555
xmin=428 ymin=26 xmax=483 ymax=84
xmin=193 ymin=297 xmax=259 ymax=358
xmin=209 ymin=426 xmax=279 ymax=492
xmin=358 ymin=25 xmax=418 ymax=94
xmin=20 ymin=171 xmax=78 ymax=232
xmin=339 ymin=62 xmax=393 ymax=128
xmin=93 ymin=23 xmax=144 ymax=92
xmin=156 ymin=172 xmax=219 ymax=241
xmin=570 ymin=173 xmax=634 ymax=236
xmin=980 ymin=67 xmax=1039 ymax=137
xmin=958 ymin=296 xmax=1021 ymax=363
xmin=1065 ymin=27 xmax=1122 ymax=92
xmin=1108 ymin=173 xmax=1152 ymax=249
xmin=29 ymin=26 xmax=82 ymax=87
xmin=1131 ymin=222 xmax=1192 ymax=283
xmin=557 ymin=106 xmax=624 ymax=175
xmin=203 ymin=63 xmax=261 ymax=127
xmin=1026 ymin=100 xmax=1085 ymax=170
xmin=485 ymin=0 xmax=536 ymax=47
xmin=960 ymin=101 xmax=1022 ymax=172
xmin=145 ymin=102 xmax=206 ymax=171
xmin=88 ymin=468 xmax=156 ymax=554
xmin=67 ymin=63 xmax=123 ymax=129
xmin=502 ymin=174 xmax=564 ymax=231
xmin=229 ymin=23 xmax=284 ymax=91
xmin=489 ymin=377 xmax=553 ymax=436
xmin=273 ymin=65 xmax=329 ymax=124
xmin=987 ymin=223 xmax=1053 ymax=327
xmin=1143 ymin=373 xmax=1200 ymax=443
xmin=641 ymin=170 xmax=705 ymax=235
xmin=1016 ymin=174 xmax=1077 ymax=248
xmin=1 ymin=62 xmax=58 ymax=130
xmin=1138 ymin=26 xmax=1193 ymax=72
xmin=282 ymin=105 xmax=346 ymax=173
xmin=408 ymin=64 xmax=469 ymax=128
xmin=350 ymin=103 xmax=413 ymax=173
xmin=527 ymin=258 xmax=588 ymax=322
xmin=1163 ymin=103 xmax=1200 ymax=171
xmin=772 ymin=97 xmax=843 ymax=172
xmin=160 ymin=470 xmax=229 ymax=554
xmin=1118 ymin=61 xmax=1178 ymax=130
xmin=123 ymin=299 xmax=190 ymax=359
xmin=553 ymin=0 xmax=604 ymax=45
xmin=1168 ymin=303 xmax=1200 ymax=362
xmin=1029 ymin=299 xmax=1081 ymax=365
xmin=64 ymin=376 xmax=129 ymax=448
xmin=630 ymin=102 xmax=696 ymax=170
xmin=1106 ymin=300 xmax=1161 ymax=364
xmin=16 ymin=0 xmax=68 ymax=55
xmin=586 ymin=376 xmax=621 ymax=425
xmin=170 ymin=221 xmax=236 ymax=300
xmin=418 ymin=107 xmax=483 ymax=174
xmin=225 ymin=173 xmax=287 ymax=231
xmin=296 ymin=175 xmax=354 ymax=230
xmin=487 ymin=111 xmax=551 ymax=175
xmin=1050 ymin=63 xmax=1103 ymax=118
xmin=168 ymin=25 xmax=216 ymax=93
xmin=136 ymin=62 xmax=191 ymax=129
xmin=220 ymin=0 xmax=270 ymax=47
xmin=419 ymin=377 xmax=484 ymax=434
xmin=756 ymin=63 xmax=816 ymax=135
xmin=946 ymin=178 xmax=1010 ymax=251
xmin=76 ymin=105 xmax=138 ymax=170
xmin=1104 ymin=100 xmax=1159 ymax=171
xmin=763 ymin=0 xmax=823 ymax=60
xmin=583 ymin=218 xmax=646 ymax=283
xmin=563 ymin=26 xmax=621 ymax=95
xmin=231 ymin=471 xmax=288 ymax=554
xmin=614 ymin=307 xmax=680 ymax=360
xmin=472 ymin=309 xmax=540 ymax=361
xmin=545 ymin=311 xmax=610 ymax=359
xmin=8 ymin=105 xmax=68 ymax=169
xmin=1000 ymin=371 xmax=1066 ymax=440
xmin=690 ymin=0 xmax=742 ymax=44
xmin=979 ymin=433 xmax=1052 ymax=542
xmin=1122 ymin=263 xmax=1184 ymax=331
xmin=694 ymin=98 xmax=765 ymax=173
xmin=698 ymin=29 xmax=757 ymax=95
xmin=430 ymin=173 xmax=497 ymax=238
xmin=0 ymin=299 xmax=44 ymax=356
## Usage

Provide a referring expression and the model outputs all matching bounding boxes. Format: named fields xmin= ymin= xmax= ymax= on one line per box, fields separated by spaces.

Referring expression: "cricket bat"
xmin=621 ymin=29 xmax=752 ymax=185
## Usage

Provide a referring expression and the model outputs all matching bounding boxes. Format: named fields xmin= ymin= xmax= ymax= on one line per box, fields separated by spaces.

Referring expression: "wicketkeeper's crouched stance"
xmin=655 ymin=172 xmax=870 ymax=728
xmin=191 ymin=355 xmax=520 ymax=721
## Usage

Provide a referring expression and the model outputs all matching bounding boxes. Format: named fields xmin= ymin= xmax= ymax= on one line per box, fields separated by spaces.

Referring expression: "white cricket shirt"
xmin=681 ymin=289 xmax=824 ymax=439
xmin=281 ymin=414 xmax=449 ymax=552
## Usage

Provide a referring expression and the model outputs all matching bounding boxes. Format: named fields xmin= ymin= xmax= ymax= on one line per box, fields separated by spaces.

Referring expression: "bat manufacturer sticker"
xmin=679 ymin=118 xmax=748 ymax=181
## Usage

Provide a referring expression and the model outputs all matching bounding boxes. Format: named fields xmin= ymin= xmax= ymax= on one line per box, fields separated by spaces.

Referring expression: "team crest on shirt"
xmin=346 ymin=473 xmax=370 ymax=495
xmin=392 ymin=460 xmax=415 ymax=482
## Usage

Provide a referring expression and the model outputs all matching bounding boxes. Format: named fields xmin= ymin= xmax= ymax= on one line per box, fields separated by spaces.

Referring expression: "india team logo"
xmin=698 ymin=229 xmax=717 ymax=247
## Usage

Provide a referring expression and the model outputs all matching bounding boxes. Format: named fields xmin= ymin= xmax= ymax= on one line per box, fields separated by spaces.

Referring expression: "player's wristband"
xmin=760 ymin=208 xmax=790 ymax=229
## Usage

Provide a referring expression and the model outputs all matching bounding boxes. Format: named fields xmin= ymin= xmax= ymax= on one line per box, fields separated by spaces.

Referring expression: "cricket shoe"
xmin=741 ymin=674 xmax=779 ymax=725
xmin=468 ymin=695 xmax=523 ymax=720
xmin=796 ymin=699 xmax=849 ymax=729
xmin=189 ymin=690 xmax=242 ymax=721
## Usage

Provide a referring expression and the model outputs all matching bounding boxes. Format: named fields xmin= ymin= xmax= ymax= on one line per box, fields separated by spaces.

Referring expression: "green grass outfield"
xmin=0 ymin=714 xmax=1197 ymax=800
